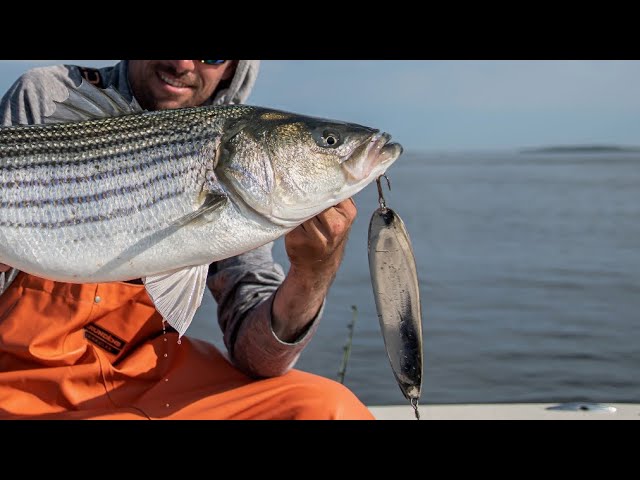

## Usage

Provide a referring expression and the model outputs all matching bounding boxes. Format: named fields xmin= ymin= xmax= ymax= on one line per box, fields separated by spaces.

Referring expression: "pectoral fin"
xmin=172 ymin=192 xmax=228 ymax=228
xmin=143 ymin=264 xmax=209 ymax=338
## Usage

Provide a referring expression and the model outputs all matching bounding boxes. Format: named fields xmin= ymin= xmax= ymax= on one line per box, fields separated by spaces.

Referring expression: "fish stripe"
xmin=0 ymin=145 xmax=200 ymax=190
xmin=0 ymin=104 xmax=251 ymax=165
xmin=0 ymin=188 xmax=185 ymax=229
xmin=0 ymin=164 xmax=191 ymax=209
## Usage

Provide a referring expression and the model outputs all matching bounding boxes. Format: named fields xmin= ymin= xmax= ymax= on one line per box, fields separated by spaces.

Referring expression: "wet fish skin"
xmin=0 ymin=80 xmax=403 ymax=336
xmin=368 ymin=206 xmax=423 ymax=401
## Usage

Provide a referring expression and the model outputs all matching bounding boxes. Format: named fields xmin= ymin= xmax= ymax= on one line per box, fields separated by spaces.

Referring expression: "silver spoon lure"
xmin=368 ymin=175 xmax=423 ymax=420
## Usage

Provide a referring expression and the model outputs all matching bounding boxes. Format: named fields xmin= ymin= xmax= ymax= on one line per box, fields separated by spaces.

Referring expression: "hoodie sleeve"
xmin=207 ymin=243 xmax=323 ymax=378
xmin=0 ymin=65 xmax=79 ymax=127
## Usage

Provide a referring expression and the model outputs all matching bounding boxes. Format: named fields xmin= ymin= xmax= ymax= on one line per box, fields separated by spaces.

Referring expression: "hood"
xmin=209 ymin=60 xmax=261 ymax=105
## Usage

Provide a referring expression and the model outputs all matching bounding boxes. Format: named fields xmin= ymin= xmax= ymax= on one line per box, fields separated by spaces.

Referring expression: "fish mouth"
xmin=342 ymin=132 xmax=403 ymax=183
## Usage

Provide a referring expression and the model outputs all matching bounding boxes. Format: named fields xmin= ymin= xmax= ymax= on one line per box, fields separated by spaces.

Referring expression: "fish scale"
xmin=0 ymin=107 xmax=226 ymax=206
xmin=0 ymin=107 xmax=228 ymax=277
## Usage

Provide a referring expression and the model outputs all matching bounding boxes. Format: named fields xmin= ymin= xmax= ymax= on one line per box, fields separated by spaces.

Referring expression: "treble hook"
xmin=376 ymin=174 xmax=391 ymax=210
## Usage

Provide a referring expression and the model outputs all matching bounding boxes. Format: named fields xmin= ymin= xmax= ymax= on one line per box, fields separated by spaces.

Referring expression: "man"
xmin=0 ymin=60 xmax=375 ymax=419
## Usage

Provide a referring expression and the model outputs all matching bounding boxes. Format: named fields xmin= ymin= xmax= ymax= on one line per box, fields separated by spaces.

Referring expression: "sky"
xmin=0 ymin=60 xmax=638 ymax=153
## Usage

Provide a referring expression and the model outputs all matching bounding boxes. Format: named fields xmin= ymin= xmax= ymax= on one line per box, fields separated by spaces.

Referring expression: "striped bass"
xmin=0 ymin=81 xmax=403 ymax=336
xmin=368 ymin=178 xmax=423 ymax=417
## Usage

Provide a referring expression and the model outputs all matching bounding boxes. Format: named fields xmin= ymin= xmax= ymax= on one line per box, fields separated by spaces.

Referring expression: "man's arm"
xmin=208 ymin=199 xmax=356 ymax=378
xmin=272 ymin=198 xmax=356 ymax=341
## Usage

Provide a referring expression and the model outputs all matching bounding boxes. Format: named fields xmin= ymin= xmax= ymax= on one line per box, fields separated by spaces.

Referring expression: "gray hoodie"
xmin=0 ymin=60 xmax=322 ymax=378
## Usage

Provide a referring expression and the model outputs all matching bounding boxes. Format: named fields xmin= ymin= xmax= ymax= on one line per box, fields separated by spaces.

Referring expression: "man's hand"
xmin=271 ymin=198 xmax=357 ymax=342
xmin=0 ymin=264 xmax=10 ymax=273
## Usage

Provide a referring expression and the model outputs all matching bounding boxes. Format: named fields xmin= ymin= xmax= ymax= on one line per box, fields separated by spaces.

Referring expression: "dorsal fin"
xmin=45 ymin=79 xmax=144 ymax=124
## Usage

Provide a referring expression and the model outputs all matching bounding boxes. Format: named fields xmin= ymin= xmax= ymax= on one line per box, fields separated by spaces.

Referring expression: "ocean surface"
xmin=189 ymin=150 xmax=640 ymax=406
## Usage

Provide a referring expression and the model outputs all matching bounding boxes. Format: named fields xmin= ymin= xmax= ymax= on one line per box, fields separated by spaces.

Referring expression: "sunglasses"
xmin=200 ymin=60 xmax=226 ymax=65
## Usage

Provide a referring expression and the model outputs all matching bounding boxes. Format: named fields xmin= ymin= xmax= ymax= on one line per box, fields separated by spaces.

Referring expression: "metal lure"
xmin=368 ymin=176 xmax=423 ymax=419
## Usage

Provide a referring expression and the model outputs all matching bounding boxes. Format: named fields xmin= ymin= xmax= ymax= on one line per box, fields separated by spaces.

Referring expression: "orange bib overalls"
xmin=0 ymin=272 xmax=374 ymax=419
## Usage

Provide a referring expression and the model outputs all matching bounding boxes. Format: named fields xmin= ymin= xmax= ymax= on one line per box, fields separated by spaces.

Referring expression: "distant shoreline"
xmin=521 ymin=145 xmax=640 ymax=154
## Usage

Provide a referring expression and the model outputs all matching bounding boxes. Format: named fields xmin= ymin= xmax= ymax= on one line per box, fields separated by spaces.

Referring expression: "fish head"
xmin=217 ymin=109 xmax=403 ymax=227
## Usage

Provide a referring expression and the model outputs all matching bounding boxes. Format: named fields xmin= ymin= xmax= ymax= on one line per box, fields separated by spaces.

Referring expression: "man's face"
xmin=128 ymin=60 xmax=237 ymax=110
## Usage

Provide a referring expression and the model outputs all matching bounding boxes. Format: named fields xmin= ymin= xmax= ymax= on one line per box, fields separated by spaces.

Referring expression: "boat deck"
xmin=368 ymin=403 xmax=640 ymax=420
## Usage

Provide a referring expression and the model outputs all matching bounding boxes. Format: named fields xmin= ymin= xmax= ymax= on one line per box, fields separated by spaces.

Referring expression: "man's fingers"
xmin=334 ymin=197 xmax=357 ymax=222
xmin=287 ymin=198 xmax=357 ymax=249
xmin=314 ymin=199 xmax=356 ymax=237
xmin=301 ymin=216 xmax=329 ymax=243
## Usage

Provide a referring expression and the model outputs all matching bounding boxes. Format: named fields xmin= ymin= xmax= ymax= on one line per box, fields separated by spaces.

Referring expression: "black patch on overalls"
xmin=84 ymin=322 xmax=126 ymax=355
xmin=78 ymin=67 xmax=104 ymax=88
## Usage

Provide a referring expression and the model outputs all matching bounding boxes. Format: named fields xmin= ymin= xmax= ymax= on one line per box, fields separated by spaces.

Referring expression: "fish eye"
xmin=322 ymin=130 xmax=341 ymax=148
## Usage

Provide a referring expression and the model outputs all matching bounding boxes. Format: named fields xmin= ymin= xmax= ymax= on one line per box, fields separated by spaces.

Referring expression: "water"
xmin=189 ymin=150 xmax=640 ymax=406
